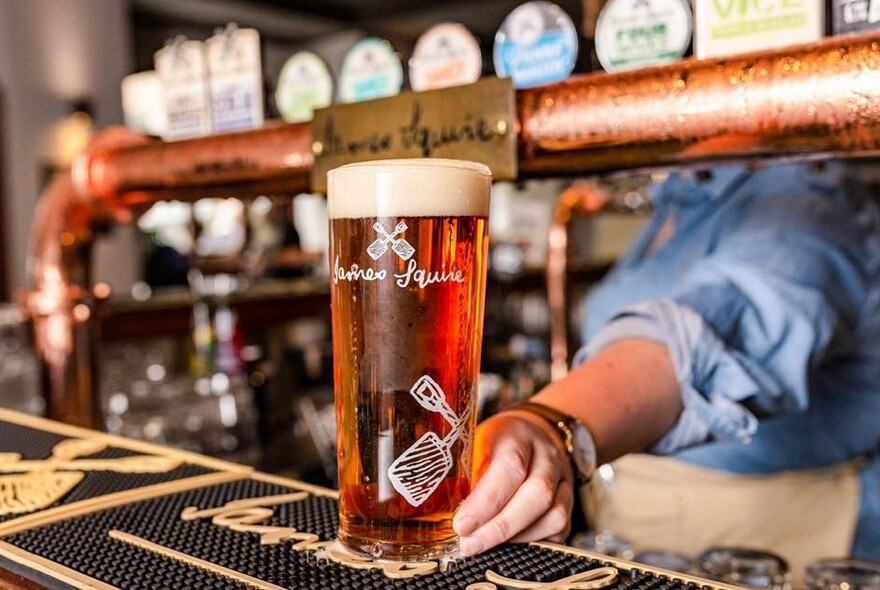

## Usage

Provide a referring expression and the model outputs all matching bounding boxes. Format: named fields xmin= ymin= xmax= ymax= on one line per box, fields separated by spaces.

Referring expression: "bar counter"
xmin=0 ymin=408 xmax=742 ymax=590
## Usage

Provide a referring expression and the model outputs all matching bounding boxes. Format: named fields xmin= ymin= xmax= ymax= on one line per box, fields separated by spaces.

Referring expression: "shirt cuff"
xmin=573 ymin=300 xmax=760 ymax=454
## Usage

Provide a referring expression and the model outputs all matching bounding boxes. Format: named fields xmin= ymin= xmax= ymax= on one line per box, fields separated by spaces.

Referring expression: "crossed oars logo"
xmin=0 ymin=438 xmax=181 ymax=515
xmin=388 ymin=375 xmax=473 ymax=507
xmin=367 ymin=221 xmax=415 ymax=261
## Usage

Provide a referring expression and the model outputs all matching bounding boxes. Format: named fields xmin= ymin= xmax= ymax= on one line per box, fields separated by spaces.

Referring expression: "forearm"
xmin=531 ymin=338 xmax=681 ymax=465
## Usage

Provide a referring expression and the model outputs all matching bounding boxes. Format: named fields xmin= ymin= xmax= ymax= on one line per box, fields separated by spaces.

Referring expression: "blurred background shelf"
xmin=100 ymin=277 xmax=330 ymax=341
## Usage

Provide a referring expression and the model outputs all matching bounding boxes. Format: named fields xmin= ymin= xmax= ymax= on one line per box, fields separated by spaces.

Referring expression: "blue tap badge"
xmin=493 ymin=1 xmax=579 ymax=89
xmin=338 ymin=37 xmax=404 ymax=103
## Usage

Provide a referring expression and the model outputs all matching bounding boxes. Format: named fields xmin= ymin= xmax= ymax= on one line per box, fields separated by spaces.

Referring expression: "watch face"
xmin=571 ymin=425 xmax=597 ymax=476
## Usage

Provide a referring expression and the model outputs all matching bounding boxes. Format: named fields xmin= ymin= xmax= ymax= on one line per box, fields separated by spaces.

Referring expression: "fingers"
xmin=457 ymin=429 xmax=572 ymax=556
xmin=509 ymin=478 xmax=574 ymax=544
xmin=453 ymin=431 xmax=532 ymax=541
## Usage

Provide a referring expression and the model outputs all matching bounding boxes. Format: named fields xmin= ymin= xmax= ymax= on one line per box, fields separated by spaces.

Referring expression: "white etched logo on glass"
xmin=367 ymin=221 xmax=415 ymax=261
xmin=388 ymin=374 xmax=471 ymax=507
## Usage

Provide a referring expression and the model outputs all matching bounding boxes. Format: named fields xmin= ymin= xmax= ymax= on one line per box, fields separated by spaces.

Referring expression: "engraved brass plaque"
xmin=310 ymin=78 xmax=517 ymax=192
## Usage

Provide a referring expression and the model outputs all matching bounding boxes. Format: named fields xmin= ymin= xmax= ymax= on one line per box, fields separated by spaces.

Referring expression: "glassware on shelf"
xmin=696 ymin=547 xmax=791 ymax=590
xmin=570 ymin=529 xmax=634 ymax=560
xmin=294 ymin=395 xmax=336 ymax=483
xmin=570 ymin=464 xmax=635 ymax=560
xmin=804 ymin=558 xmax=880 ymax=590
xmin=99 ymin=322 xmax=258 ymax=462
xmin=633 ymin=550 xmax=694 ymax=574
xmin=0 ymin=306 xmax=44 ymax=415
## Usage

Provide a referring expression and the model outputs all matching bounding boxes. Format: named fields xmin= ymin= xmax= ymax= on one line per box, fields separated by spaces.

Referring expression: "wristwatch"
xmin=512 ymin=401 xmax=597 ymax=484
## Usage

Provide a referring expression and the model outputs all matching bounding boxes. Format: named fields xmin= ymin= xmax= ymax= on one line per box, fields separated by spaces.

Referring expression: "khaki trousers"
xmin=582 ymin=454 xmax=861 ymax=585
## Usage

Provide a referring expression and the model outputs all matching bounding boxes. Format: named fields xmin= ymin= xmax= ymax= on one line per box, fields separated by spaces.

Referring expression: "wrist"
xmin=506 ymin=408 xmax=570 ymax=454
xmin=507 ymin=401 xmax=598 ymax=484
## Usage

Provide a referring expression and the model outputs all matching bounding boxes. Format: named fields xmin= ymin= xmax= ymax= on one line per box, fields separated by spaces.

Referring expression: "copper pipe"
xmin=26 ymin=172 xmax=102 ymax=427
xmin=28 ymin=125 xmax=313 ymax=428
xmin=78 ymin=33 xmax=880 ymax=201
xmin=547 ymin=183 xmax=608 ymax=382
xmin=78 ymin=121 xmax=314 ymax=207
xmin=518 ymin=32 xmax=880 ymax=177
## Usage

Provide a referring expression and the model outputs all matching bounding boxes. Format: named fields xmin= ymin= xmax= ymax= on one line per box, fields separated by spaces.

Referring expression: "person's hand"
xmin=453 ymin=410 xmax=575 ymax=556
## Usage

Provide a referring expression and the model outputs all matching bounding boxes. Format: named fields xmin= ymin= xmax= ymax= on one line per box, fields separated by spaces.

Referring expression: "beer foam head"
xmin=327 ymin=159 xmax=491 ymax=219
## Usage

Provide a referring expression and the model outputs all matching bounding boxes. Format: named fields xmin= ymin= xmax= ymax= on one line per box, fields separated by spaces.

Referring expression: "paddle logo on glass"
xmin=388 ymin=375 xmax=472 ymax=507
xmin=367 ymin=220 xmax=415 ymax=261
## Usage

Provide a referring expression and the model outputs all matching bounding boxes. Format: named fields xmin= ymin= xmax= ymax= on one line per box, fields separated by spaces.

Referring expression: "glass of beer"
xmin=328 ymin=159 xmax=491 ymax=560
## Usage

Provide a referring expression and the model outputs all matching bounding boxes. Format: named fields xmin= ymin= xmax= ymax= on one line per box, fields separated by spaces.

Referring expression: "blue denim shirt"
xmin=576 ymin=163 xmax=880 ymax=559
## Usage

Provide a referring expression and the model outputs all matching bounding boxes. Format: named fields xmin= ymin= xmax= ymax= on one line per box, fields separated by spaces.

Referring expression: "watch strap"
xmin=513 ymin=401 xmax=575 ymax=451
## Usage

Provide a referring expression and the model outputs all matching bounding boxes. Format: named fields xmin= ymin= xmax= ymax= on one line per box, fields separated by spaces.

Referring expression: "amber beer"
xmin=328 ymin=159 xmax=491 ymax=559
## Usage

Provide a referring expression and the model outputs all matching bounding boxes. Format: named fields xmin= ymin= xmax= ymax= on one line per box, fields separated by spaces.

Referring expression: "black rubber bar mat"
xmin=0 ymin=408 xmax=741 ymax=590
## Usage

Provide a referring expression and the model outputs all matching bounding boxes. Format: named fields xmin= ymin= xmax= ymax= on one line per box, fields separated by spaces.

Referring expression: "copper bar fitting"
xmin=78 ymin=121 xmax=314 ymax=207
xmin=547 ymin=183 xmax=608 ymax=382
xmin=518 ymin=32 xmax=880 ymax=177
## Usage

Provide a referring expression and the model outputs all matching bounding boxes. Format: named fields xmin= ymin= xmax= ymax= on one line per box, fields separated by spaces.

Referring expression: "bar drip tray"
xmin=0 ymin=409 xmax=739 ymax=589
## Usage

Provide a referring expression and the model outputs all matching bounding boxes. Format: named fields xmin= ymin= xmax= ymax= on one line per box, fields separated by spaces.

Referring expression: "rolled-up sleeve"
xmin=574 ymin=184 xmax=870 ymax=454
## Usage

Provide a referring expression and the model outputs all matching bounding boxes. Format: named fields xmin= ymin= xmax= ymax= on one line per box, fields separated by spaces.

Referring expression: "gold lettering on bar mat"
xmin=0 ymin=439 xmax=181 ymax=515
xmin=466 ymin=567 xmax=619 ymax=590
xmin=180 ymin=491 xmax=440 ymax=578
xmin=177 ymin=487 xmax=627 ymax=585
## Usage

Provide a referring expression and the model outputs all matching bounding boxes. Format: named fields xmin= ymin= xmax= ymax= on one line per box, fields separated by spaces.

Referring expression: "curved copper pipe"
xmin=25 ymin=172 xmax=101 ymax=427
xmin=518 ymin=32 xmax=880 ymax=176
xmin=547 ymin=182 xmax=608 ymax=382
xmin=27 ymin=124 xmax=313 ymax=428
xmin=78 ymin=121 xmax=314 ymax=206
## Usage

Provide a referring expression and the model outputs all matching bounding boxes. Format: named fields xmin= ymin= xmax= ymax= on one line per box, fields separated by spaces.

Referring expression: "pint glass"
xmin=328 ymin=159 xmax=491 ymax=559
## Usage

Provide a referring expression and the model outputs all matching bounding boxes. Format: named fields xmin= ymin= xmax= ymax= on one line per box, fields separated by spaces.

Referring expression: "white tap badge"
xmin=205 ymin=24 xmax=264 ymax=133
xmin=695 ymin=0 xmax=823 ymax=59
xmin=121 ymin=71 xmax=167 ymax=137
xmin=338 ymin=38 xmax=404 ymax=103
xmin=409 ymin=23 xmax=483 ymax=92
xmin=493 ymin=1 xmax=579 ymax=89
xmin=275 ymin=51 xmax=334 ymax=123
xmin=155 ymin=38 xmax=212 ymax=140
xmin=596 ymin=0 xmax=692 ymax=72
